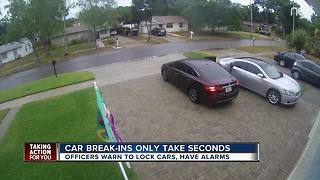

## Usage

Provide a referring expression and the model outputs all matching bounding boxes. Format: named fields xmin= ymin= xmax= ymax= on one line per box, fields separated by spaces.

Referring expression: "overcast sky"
xmin=0 ymin=0 xmax=315 ymax=20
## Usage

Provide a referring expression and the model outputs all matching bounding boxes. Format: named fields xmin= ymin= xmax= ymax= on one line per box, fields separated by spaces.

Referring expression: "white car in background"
xmin=219 ymin=57 xmax=301 ymax=105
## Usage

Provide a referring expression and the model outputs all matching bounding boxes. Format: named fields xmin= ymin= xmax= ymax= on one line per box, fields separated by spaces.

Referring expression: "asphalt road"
xmin=0 ymin=39 xmax=284 ymax=90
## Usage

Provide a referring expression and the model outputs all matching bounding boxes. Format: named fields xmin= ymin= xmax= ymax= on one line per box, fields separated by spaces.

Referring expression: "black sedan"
xmin=161 ymin=59 xmax=240 ymax=105
xmin=274 ymin=51 xmax=306 ymax=67
xmin=291 ymin=59 xmax=320 ymax=88
xmin=151 ymin=27 xmax=166 ymax=36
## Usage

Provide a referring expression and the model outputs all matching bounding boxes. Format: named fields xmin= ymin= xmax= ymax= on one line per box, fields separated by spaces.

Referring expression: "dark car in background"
xmin=259 ymin=30 xmax=271 ymax=36
xmin=291 ymin=59 xmax=320 ymax=87
xmin=151 ymin=27 xmax=166 ymax=36
xmin=274 ymin=51 xmax=306 ymax=67
xmin=161 ymin=59 xmax=240 ymax=105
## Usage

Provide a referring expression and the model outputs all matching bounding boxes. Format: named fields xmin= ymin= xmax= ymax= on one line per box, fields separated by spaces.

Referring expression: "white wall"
xmin=0 ymin=40 xmax=33 ymax=64
xmin=140 ymin=22 xmax=188 ymax=34
xmin=165 ymin=22 xmax=188 ymax=33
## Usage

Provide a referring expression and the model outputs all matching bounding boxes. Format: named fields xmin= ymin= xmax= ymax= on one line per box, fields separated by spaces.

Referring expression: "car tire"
xmin=161 ymin=70 xmax=168 ymax=81
xmin=279 ymin=60 xmax=285 ymax=67
xmin=292 ymin=71 xmax=300 ymax=80
xmin=188 ymin=88 xmax=199 ymax=103
xmin=267 ymin=89 xmax=281 ymax=105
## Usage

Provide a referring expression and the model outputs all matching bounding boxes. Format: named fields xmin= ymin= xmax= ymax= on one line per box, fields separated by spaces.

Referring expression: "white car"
xmin=219 ymin=57 xmax=301 ymax=105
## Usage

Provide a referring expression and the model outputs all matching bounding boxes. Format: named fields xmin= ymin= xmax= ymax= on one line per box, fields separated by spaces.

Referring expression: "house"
xmin=0 ymin=38 xmax=33 ymax=64
xmin=51 ymin=23 xmax=94 ymax=47
xmin=51 ymin=23 xmax=111 ymax=47
xmin=140 ymin=16 xmax=189 ymax=34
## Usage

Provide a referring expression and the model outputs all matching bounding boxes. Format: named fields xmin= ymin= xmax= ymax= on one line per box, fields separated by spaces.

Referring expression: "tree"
xmin=78 ymin=0 xmax=117 ymax=48
xmin=131 ymin=0 xmax=153 ymax=41
xmin=113 ymin=6 xmax=132 ymax=24
xmin=254 ymin=0 xmax=300 ymax=34
xmin=5 ymin=0 xmax=65 ymax=61
xmin=288 ymin=29 xmax=307 ymax=53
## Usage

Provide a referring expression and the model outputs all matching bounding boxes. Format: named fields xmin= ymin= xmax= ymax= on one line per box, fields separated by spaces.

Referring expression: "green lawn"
xmin=183 ymin=51 xmax=216 ymax=59
xmin=0 ymin=42 xmax=97 ymax=77
xmin=173 ymin=31 xmax=272 ymax=41
xmin=236 ymin=46 xmax=290 ymax=54
xmin=0 ymin=88 xmax=137 ymax=180
xmin=0 ymin=109 xmax=9 ymax=124
xmin=0 ymin=71 xmax=95 ymax=103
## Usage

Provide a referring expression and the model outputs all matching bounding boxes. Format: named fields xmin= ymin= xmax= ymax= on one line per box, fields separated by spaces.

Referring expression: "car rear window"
xmin=199 ymin=64 xmax=230 ymax=79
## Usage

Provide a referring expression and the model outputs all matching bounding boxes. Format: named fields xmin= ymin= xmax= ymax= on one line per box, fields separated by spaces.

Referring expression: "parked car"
xmin=110 ymin=27 xmax=122 ymax=36
xmin=291 ymin=59 xmax=320 ymax=87
xmin=161 ymin=59 xmax=240 ymax=105
xmin=274 ymin=51 xmax=306 ymax=67
xmin=219 ymin=57 xmax=301 ymax=105
xmin=151 ymin=27 xmax=166 ymax=36
xmin=259 ymin=30 xmax=271 ymax=36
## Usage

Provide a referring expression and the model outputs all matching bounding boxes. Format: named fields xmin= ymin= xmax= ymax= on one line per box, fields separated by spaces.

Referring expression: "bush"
xmin=309 ymin=28 xmax=320 ymax=56
xmin=287 ymin=29 xmax=307 ymax=53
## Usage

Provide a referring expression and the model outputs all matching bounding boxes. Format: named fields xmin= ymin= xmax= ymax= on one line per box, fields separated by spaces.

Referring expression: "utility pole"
xmin=250 ymin=0 xmax=253 ymax=39
xmin=291 ymin=7 xmax=298 ymax=33
xmin=63 ymin=0 xmax=69 ymax=56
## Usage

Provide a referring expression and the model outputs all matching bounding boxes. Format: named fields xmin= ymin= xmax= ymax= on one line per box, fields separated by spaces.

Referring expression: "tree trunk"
xmin=146 ymin=21 xmax=151 ymax=42
xmin=93 ymin=24 xmax=98 ymax=49
xmin=44 ymin=36 xmax=50 ymax=56
xmin=31 ymin=38 xmax=40 ymax=62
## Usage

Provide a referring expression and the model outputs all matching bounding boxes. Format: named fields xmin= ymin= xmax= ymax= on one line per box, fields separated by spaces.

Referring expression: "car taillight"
xmin=204 ymin=85 xmax=223 ymax=93
xmin=235 ymin=80 xmax=240 ymax=86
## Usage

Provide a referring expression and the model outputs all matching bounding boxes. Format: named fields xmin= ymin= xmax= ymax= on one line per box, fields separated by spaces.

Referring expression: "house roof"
xmin=0 ymin=42 xmax=22 ymax=54
xmin=152 ymin=16 xmax=188 ymax=24
xmin=65 ymin=23 xmax=91 ymax=35
xmin=52 ymin=23 xmax=91 ymax=38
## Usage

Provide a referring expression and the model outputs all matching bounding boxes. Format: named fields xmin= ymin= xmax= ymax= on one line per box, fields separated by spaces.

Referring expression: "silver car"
xmin=219 ymin=57 xmax=301 ymax=105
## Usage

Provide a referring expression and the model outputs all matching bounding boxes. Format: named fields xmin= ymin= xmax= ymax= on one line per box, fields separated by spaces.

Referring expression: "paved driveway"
xmin=102 ymin=74 xmax=319 ymax=180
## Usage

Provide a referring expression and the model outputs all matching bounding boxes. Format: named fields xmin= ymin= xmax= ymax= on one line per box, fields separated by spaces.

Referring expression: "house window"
xmin=166 ymin=23 xmax=173 ymax=28
xmin=159 ymin=24 xmax=163 ymax=28
xmin=1 ymin=52 xmax=7 ymax=60
xmin=179 ymin=22 xmax=183 ymax=28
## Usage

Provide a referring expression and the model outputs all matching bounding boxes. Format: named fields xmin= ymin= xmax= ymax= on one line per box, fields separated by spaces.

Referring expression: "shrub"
xmin=287 ymin=29 xmax=307 ymax=53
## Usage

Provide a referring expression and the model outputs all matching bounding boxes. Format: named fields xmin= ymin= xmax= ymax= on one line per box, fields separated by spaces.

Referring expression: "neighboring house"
xmin=242 ymin=21 xmax=271 ymax=33
xmin=140 ymin=16 xmax=189 ymax=33
xmin=51 ymin=23 xmax=94 ymax=47
xmin=51 ymin=23 xmax=111 ymax=47
xmin=0 ymin=38 xmax=33 ymax=64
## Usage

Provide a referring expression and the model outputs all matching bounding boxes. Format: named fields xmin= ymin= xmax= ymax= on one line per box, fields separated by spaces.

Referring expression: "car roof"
xmin=236 ymin=57 xmax=272 ymax=68
xmin=180 ymin=58 xmax=220 ymax=69
xmin=296 ymin=59 xmax=320 ymax=65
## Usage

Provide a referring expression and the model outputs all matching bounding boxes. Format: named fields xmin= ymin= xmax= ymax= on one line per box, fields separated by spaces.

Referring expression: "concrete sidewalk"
xmin=0 ymin=53 xmax=184 ymax=110
xmin=288 ymin=111 xmax=320 ymax=180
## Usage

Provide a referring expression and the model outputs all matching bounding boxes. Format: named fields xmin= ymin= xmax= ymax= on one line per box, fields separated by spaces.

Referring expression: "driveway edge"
xmin=288 ymin=110 xmax=320 ymax=180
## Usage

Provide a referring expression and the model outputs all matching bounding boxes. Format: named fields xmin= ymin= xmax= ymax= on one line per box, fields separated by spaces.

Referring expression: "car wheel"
xmin=188 ymin=88 xmax=199 ymax=103
xmin=279 ymin=60 xmax=285 ymax=67
xmin=267 ymin=89 xmax=281 ymax=105
xmin=161 ymin=70 xmax=168 ymax=81
xmin=292 ymin=71 xmax=300 ymax=80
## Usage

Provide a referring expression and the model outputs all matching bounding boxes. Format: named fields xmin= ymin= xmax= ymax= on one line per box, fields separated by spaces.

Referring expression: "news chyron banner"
xmin=25 ymin=142 xmax=259 ymax=162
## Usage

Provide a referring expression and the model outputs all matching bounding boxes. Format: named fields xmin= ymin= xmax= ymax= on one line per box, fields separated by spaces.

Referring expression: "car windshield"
xmin=261 ymin=64 xmax=282 ymax=79
xmin=295 ymin=54 xmax=305 ymax=59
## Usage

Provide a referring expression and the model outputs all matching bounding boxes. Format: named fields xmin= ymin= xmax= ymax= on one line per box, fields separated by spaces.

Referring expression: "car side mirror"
xmin=257 ymin=73 xmax=264 ymax=78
